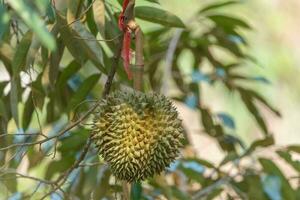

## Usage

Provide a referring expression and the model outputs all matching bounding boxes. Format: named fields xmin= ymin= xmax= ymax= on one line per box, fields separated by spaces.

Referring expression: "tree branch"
xmin=39 ymin=32 xmax=124 ymax=200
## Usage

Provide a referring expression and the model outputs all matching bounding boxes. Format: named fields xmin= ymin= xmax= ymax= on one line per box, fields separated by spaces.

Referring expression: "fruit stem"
xmin=122 ymin=181 xmax=131 ymax=200
xmin=133 ymin=26 xmax=144 ymax=91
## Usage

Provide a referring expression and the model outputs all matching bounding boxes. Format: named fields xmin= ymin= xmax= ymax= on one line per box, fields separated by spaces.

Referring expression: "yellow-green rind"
xmin=91 ymin=91 xmax=184 ymax=182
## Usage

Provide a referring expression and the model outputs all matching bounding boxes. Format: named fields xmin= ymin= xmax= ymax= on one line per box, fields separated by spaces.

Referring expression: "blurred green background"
xmin=158 ymin=0 xmax=300 ymax=146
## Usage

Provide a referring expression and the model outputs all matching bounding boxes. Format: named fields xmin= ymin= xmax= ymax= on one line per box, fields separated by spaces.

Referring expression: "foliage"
xmin=0 ymin=0 xmax=299 ymax=199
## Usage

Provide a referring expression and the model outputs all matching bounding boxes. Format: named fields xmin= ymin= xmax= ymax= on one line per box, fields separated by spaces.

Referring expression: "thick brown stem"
xmin=122 ymin=181 xmax=131 ymax=200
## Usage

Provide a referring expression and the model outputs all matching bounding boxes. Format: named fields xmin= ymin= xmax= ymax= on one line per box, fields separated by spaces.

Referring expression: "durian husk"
xmin=91 ymin=91 xmax=184 ymax=182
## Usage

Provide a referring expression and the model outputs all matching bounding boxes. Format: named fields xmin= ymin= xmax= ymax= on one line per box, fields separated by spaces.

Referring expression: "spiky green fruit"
xmin=91 ymin=91 xmax=184 ymax=182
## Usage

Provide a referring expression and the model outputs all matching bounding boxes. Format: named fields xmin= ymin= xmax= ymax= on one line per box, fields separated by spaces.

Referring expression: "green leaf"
xmin=206 ymin=188 xmax=223 ymax=200
xmin=245 ymin=135 xmax=274 ymax=155
xmin=0 ymin=43 xmax=14 ymax=69
xmin=45 ymin=1 xmax=56 ymax=24
xmin=238 ymin=89 xmax=280 ymax=117
xmin=1 ymin=173 xmax=17 ymax=193
xmin=277 ymin=150 xmax=300 ymax=172
xmin=240 ymin=175 xmax=268 ymax=200
xmin=58 ymin=129 xmax=89 ymax=152
xmin=67 ymin=0 xmax=83 ymax=23
xmin=45 ymin=156 xmax=75 ymax=179
xmin=171 ymin=186 xmax=189 ymax=200
xmin=12 ymin=31 xmax=33 ymax=74
xmin=250 ymin=90 xmax=281 ymax=117
xmin=182 ymin=158 xmax=215 ymax=169
xmin=287 ymin=145 xmax=300 ymax=154
xmin=34 ymin=0 xmax=49 ymax=13
xmin=179 ymin=165 xmax=205 ymax=184
xmin=49 ymin=37 xmax=65 ymax=87
xmin=0 ymin=4 xmax=10 ymax=41
xmin=135 ymin=6 xmax=185 ymax=28
xmin=22 ymin=92 xmax=35 ymax=131
xmin=8 ymin=0 xmax=56 ymax=51
xmin=219 ymin=152 xmax=239 ymax=166
xmin=207 ymin=14 xmax=251 ymax=29
xmin=56 ymin=60 xmax=82 ymax=91
xmin=86 ymin=0 xmax=98 ymax=36
xmin=25 ymin=34 xmax=41 ymax=69
xmin=199 ymin=1 xmax=239 ymax=13
xmin=144 ymin=0 xmax=160 ymax=4
xmin=10 ymin=78 xmax=20 ymax=127
xmin=0 ymin=99 xmax=9 ymax=121
xmin=68 ymin=74 xmax=101 ymax=112
xmin=240 ymin=90 xmax=268 ymax=135
xmin=259 ymin=158 xmax=296 ymax=200
xmin=200 ymin=108 xmax=215 ymax=135
xmin=71 ymin=21 xmax=105 ymax=72
xmin=93 ymin=0 xmax=105 ymax=37
xmin=57 ymin=14 xmax=87 ymax=64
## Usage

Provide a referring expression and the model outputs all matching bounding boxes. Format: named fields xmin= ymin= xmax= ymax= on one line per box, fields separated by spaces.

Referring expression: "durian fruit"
xmin=91 ymin=91 xmax=184 ymax=182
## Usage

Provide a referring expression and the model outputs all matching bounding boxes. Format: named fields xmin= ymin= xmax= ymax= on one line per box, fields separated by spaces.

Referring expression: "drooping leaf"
xmin=135 ymin=6 xmax=185 ymax=28
xmin=259 ymin=158 xmax=296 ymax=200
xmin=22 ymin=92 xmax=35 ymax=131
xmin=245 ymin=135 xmax=274 ymax=155
xmin=67 ymin=0 xmax=84 ymax=23
xmin=182 ymin=158 xmax=215 ymax=169
xmin=58 ymin=129 xmax=89 ymax=152
xmin=12 ymin=31 xmax=33 ymax=74
xmin=199 ymin=1 xmax=239 ymax=13
xmin=200 ymin=108 xmax=215 ymax=135
xmin=287 ymin=145 xmax=300 ymax=154
xmin=0 ymin=43 xmax=14 ymax=70
xmin=207 ymin=14 xmax=251 ymax=29
xmin=0 ymin=4 xmax=10 ymax=41
xmin=8 ymin=0 xmax=56 ymax=50
xmin=56 ymin=60 xmax=82 ymax=91
xmin=57 ymin=14 xmax=87 ymax=64
xmin=25 ymin=34 xmax=41 ymax=69
xmin=240 ymin=90 xmax=268 ymax=135
xmin=67 ymin=74 xmax=101 ymax=112
xmin=249 ymin=90 xmax=281 ymax=117
xmin=144 ymin=0 xmax=160 ymax=4
xmin=93 ymin=0 xmax=105 ymax=37
xmin=71 ymin=21 xmax=105 ymax=72
xmin=219 ymin=152 xmax=239 ymax=166
xmin=10 ymin=77 xmax=20 ymax=127
xmin=49 ymin=37 xmax=65 ymax=88
xmin=45 ymin=1 xmax=56 ymax=24
xmin=45 ymin=156 xmax=75 ymax=179
xmin=277 ymin=150 xmax=300 ymax=172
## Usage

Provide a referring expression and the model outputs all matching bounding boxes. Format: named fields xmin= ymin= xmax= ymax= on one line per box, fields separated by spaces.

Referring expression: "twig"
xmin=52 ymin=0 xmax=97 ymax=29
xmin=0 ymin=132 xmax=39 ymax=139
xmin=40 ymin=139 xmax=92 ymax=200
xmin=122 ymin=181 xmax=130 ymax=200
xmin=39 ymin=32 xmax=124 ymax=200
xmin=73 ymin=34 xmax=122 ymax=42
xmin=192 ymin=177 xmax=230 ymax=200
